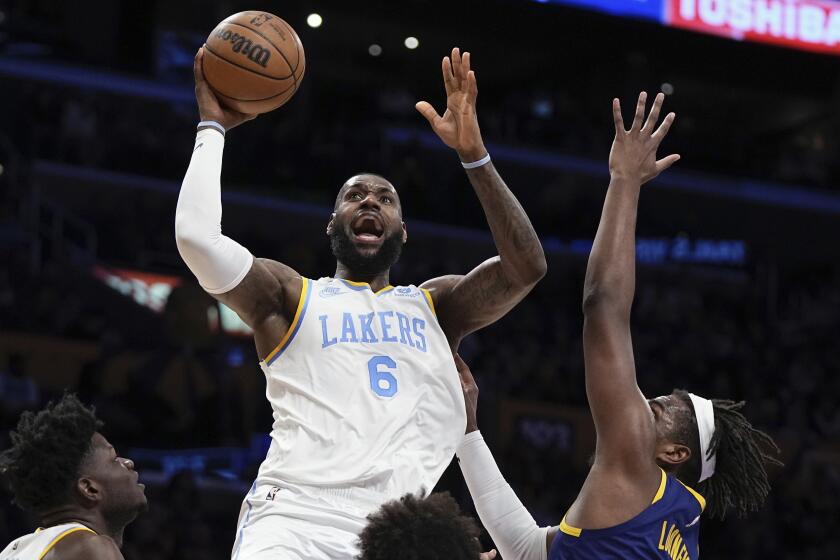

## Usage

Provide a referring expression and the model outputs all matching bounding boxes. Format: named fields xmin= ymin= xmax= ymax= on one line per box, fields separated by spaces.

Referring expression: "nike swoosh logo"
xmin=686 ymin=515 xmax=701 ymax=528
xmin=193 ymin=142 xmax=204 ymax=152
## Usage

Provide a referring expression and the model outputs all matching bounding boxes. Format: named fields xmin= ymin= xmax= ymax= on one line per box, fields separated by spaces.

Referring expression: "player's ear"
xmin=76 ymin=477 xmax=101 ymax=504
xmin=326 ymin=213 xmax=336 ymax=235
xmin=656 ymin=441 xmax=691 ymax=467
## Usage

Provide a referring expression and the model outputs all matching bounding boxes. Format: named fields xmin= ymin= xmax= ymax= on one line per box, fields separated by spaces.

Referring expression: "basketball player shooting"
xmin=0 ymin=394 xmax=147 ymax=560
xmin=175 ymin=46 xmax=546 ymax=559
xmin=445 ymin=94 xmax=781 ymax=560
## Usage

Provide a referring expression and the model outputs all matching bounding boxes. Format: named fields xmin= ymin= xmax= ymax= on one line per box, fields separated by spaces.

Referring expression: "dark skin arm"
xmin=417 ymin=49 xmax=546 ymax=347
xmin=45 ymin=532 xmax=124 ymax=560
xmin=567 ymin=92 xmax=679 ymax=528
xmin=187 ymin=47 xmax=301 ymax=358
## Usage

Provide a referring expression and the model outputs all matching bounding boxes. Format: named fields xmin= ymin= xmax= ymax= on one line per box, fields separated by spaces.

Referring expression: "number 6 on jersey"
xmin=368 ymin=356 xmax=398 ymax=398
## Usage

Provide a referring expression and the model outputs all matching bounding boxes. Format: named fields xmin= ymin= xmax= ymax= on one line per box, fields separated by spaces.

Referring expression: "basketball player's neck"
xmin=39 ymin=507 xmax=127 ymax=546
xmin=334 ymin=262 xmax=391 ymax=292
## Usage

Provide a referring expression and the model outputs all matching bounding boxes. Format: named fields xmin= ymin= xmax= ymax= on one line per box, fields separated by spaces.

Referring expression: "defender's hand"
xmin=609 ymin=92 xmax=680 ymax=185
xmin=480 ymin=549 xmax=498 ymax=559
xmin=455 ymin=353 xmax=479 ymax=434
xmin=194 ymin=47 xmax=258 ymax=131
xmin=416 ymin=48 xmax=487 ymax=163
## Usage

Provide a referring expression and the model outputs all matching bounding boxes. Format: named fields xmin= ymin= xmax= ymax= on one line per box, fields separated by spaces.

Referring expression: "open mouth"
xmin=351 ymin=214 xmax=384 ymax=243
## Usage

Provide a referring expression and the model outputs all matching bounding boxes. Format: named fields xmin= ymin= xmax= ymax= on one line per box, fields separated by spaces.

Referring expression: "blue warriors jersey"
xmin=550 ymin=470 xmax=705 ymax=560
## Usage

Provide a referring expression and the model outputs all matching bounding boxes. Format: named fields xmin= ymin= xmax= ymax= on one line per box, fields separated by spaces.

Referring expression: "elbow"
xmin=581 ymin=283 xmax=632 ymax=322
xmin=530 ymin=252 xmax=548 ymax=283
xmin=174 ymin=214 xmax=214 ymax=260
xmin=174 ymin=215 xmax=196 ymax=253
xmin=581 ymin=283 xmax=617 ymax=316
xmin=517 ymin=252 xmax=548 ymax=287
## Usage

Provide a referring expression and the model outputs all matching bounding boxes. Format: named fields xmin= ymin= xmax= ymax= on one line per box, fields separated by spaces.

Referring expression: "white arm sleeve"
xmin=175 ymin=129 xmax=254 ymax=294
xmin=457 ymin=431 xmax=549 ymax=560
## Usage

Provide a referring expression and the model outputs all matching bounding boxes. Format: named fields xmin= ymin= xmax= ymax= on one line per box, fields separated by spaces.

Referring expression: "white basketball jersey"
xmin=254 ymin=277 xmax=466 ymax=501
xmin=1 ymin=523 xmax=95 ymax=560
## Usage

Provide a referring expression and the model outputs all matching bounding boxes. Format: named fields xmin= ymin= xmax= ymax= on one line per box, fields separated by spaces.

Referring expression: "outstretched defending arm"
xmin=417 ymin=48 xmax=546 ymax=346
xmin=582 ymin=92 xmax=679 ymax=469
xmin=175 ymin=48 xmax=300 ymax=356
xmin=454 ymin=355 xmax=556 ymax=560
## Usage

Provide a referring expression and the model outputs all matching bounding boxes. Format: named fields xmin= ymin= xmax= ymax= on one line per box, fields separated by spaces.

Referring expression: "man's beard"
xmin=330 ymin=228 xmax=404 ymax=277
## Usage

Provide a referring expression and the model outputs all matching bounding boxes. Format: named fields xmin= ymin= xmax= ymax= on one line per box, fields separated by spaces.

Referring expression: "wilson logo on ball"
xmin=215 ymin=28 xmax=271 ymax=67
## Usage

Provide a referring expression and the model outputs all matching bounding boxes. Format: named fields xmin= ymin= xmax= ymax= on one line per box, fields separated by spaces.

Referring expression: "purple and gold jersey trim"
xmin=339 ymin=279 xmax=394 ymax=295
xmin=37 ymin=527 xmax=96 ymax=560
xmin=560 ymin=469 xmax=669 ymax=538
xmin=263 ymin=277 xmax=311 ymax=365
xmin=421 ymin=288 xmax=436 ymax=315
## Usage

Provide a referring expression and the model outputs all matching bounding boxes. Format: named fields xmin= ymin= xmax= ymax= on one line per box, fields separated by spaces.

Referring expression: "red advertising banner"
xmin=668 ymin=0 xmax=840 ymax=55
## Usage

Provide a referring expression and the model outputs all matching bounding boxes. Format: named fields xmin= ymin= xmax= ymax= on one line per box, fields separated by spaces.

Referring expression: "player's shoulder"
xmin=254 ymin=257 xmax=300 ymax=281
xmin=45 ymin=531 xmax=123 ymax=560
xmin=419 ymin=274 xmax=461 ymax=291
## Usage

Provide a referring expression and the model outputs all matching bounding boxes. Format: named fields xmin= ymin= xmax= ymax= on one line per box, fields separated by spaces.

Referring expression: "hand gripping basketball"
xmin=194 ymin=48 xmax=258 ymax=131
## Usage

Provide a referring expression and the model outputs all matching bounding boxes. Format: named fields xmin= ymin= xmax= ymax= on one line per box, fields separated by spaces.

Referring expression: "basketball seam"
xmin=206 ymin=50 xmax=296 ymax=101
xmin=216 ymin=88 xmax=296 ymax=103
xmin=204 ymin=42 xmax=293 ymax=82
xmin=223 ymin=20 xmax=299 ymax=78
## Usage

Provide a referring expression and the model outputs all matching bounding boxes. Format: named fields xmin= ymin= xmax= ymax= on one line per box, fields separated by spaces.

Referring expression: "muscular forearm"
xmin=175 ymin=129 xmax=253 ymax=294
xmin=465 ymin=163 xmax=546 ymax=286
xmin=582 ymin=176 xmax=641 ymax=316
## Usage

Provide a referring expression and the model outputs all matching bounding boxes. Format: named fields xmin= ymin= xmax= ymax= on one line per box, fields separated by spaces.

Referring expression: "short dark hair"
xmin=673 ymin=390 xmax=782 ymax=520
xmin=357 ymin=492 xmax=482 ymax=560
xmin=0 ymin=393 xmax=102 ymax=512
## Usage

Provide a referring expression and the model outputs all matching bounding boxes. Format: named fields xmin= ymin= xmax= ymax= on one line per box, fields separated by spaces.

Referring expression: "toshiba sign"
xmin=669 ymin=0 xmax=840 ymax=54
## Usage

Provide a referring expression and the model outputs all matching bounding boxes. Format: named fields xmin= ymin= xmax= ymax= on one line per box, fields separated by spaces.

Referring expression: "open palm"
xmin=416 ymin=48 xmax=486 ymax=162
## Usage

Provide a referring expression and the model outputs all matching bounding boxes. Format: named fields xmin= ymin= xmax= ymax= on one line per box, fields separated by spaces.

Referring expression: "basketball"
xmin=203 ymin=11 xmax=305 ymax=114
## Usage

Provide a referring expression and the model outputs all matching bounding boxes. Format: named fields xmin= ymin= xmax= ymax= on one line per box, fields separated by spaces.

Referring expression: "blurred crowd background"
xmin=1 ymin=0 xmax=840 ymax=558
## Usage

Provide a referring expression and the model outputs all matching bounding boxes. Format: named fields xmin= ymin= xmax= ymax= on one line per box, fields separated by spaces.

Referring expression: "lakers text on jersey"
xmin=254 ymin=277 xmax=466 ymax=500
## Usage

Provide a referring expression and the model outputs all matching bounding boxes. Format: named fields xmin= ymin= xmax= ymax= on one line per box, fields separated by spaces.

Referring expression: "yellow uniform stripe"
xmin=38 ymin=527 xmax=96 ymax=560
xmin=338 ymin=279 xmax=393 ymax=294
xmin=651 ymin=468 xmax=668 ymax=504
xmin=559 ymin=469 xmax=667 ymax=540
xmin=559 ymin=516 xmax=582 ymax=537
xmin=678 ymin=480 xmax=707 ymax=512
xmin=421 ymin=288 xmax=436 ymax=315
xmin=262 ymin=277 xmax=310 ymax=364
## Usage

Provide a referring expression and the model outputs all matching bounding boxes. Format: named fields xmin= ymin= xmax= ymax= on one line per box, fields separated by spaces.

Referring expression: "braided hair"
xmin=673 ymin=389 xmax=782 ymax=519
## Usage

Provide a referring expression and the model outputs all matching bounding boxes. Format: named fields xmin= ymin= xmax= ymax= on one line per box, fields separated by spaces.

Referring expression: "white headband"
xmin=688 ymin=393 xmax=717 ymax=483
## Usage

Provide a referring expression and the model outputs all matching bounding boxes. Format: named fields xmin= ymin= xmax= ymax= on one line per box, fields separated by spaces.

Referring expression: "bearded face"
xmin=329 ymin=175 xmax=407 ymax=276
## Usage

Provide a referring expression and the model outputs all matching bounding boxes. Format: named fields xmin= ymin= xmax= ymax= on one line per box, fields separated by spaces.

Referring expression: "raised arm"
xmin=582 ymin=92 xmax=679 ymax=469
xmin=175 ymin=48 xmax=301 ymax=358
xmin=416 ymin=48 xmax=546 ymax=345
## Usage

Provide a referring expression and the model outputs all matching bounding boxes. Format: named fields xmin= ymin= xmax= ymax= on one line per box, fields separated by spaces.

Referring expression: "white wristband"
xmin=197 ymin=120 xmax=226 ymax=136
xmin=461 ymin=153 xmax=491 ymax=169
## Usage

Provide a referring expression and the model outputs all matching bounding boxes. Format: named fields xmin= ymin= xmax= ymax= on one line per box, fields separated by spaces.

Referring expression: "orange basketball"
xmin=203 ymin=11 xmax=305 ymax=114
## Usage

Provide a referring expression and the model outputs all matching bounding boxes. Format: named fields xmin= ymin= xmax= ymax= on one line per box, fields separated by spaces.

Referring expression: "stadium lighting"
xmin=368 ymin=44 xmax=383 ymax=57
xmin=306 ymin=13 xmax=323 ymax=28
xmin=661 ymin=83 xmax=675 ymax=95
xmin=404 ymin=36 xmax=419 ymax=49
